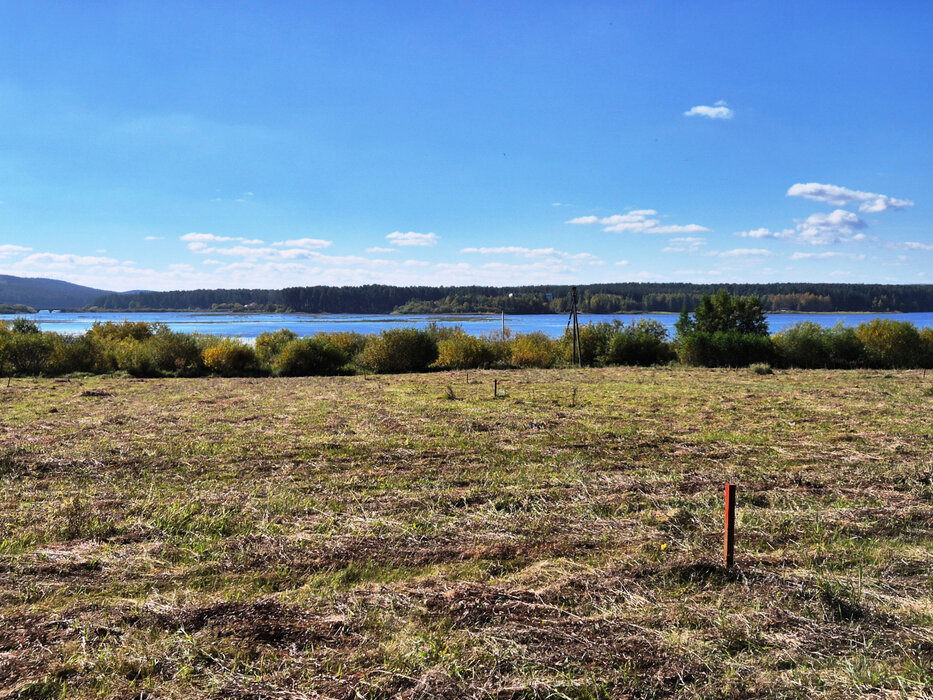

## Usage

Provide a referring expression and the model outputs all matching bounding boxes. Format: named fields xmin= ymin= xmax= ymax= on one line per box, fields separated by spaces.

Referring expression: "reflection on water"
xmin=3 ymin=310 xmax=933 ymax=339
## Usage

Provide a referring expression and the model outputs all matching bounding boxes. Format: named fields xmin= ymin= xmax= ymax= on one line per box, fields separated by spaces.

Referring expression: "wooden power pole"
xmin=567 ymin=286 xmax=582 ymax=367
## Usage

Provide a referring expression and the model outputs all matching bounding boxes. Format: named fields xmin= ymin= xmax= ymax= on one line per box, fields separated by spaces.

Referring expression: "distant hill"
xmin=0 ymin=275 xmax=112 ymax=310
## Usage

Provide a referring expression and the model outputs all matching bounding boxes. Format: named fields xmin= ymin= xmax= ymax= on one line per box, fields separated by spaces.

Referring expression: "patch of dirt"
xmin=76 ymin=389 xmax=113 ymax=397
xmin=0 ymin=614 xmax=68 ymax=652
xmin=134 ymin=600 xmax=354 ymax=648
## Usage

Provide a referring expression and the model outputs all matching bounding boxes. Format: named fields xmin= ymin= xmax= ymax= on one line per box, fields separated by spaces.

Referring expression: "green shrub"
xmin=510 ymin=332 xmax=557 ymax=368
xmin=359 ymin=328 xmax=438 ymax=374
xmin=435 ymin=332 xmax=496 ymax=369
xmin=855 ymin=318 xmax=921 ymax=368
xmin=255 ymin=329 xmax=298 ymax=366
xmin=678 ymin=331 xmax=774 ymax=367
xmin=315 ymin=331 xmax=368 ymax=364
xmin=4 ymin=332 xmax=58 ymax=375
xmin=773 ymin=322 xmax=832 ymax=368
xmin=424 ymin=322 xmax=462 ymax=342
xmin=561 ymin=322 xmax=617 ymax=366
xmin=202 ymin=339 xmax=258 ymax=376
xmin=148 ymin=330 xmax=204 ymax=375
xmin=919 ymin=328 xmax=933 ymax=369
xmin=273 ymin=337 xmax=348 ymax=376
xmin=750 ymin=362 xmax=773 ymax=375
xmin=606 ymin=319 xmax=674 ymax=366
xmin=823 ymin=323 xmax=863 ymax=368
xmin=47 ymin=334 xmax=99 ymax=375
xmin=111 ymin=338 xmax=158 ymax=376
xmin=11 ymin=317 xmax=40 ymax=334
xmin=87 ymin=320 xmax=155 ymax=342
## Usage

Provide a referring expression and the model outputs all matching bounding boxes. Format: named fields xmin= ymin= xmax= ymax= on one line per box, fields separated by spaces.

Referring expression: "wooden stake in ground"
xmin=724 ymin=483 xmax=736 ymax=568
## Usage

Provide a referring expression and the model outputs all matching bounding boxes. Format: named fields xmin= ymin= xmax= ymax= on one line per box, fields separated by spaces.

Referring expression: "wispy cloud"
xmin=0 ymin=244 xmax=32 ymax=257
xmin=787 ymin=182 xmax=913 ymax=213
xmin=460 ymin=246 xmax=597 ymax=261
xmin=790 ymin=251 xmax=866 ymax=260
xmin=271 ymin=238 xmax=332 ymax=249
xmin=19 ymin=252 xmax=120 ymax=268
xmin=899 ymin=241 xmax=933 ymax=252
xmin=567 ymin=209 xmax=707 ymax=235
xmin=144 ymin=236 xmax=164 ymax=241
xmin=662 ymin=237 xmax=706 ymax=252
xmin=734 ymin=227 xmax=790 ymax=239
xmin=365 ymin=246 xmax=395 ymax=253
xmin=180 ymin=232 xmax=264 ymax=251
xmin=386 ymin=231 xmax=438 ymax=247
xmin=684 ymin=100 xmax=734 ymax=120
xmin=211 ymin=191 xmax=255 ymax=203
xmin=716 ymin=248 xmax=774 ymax=257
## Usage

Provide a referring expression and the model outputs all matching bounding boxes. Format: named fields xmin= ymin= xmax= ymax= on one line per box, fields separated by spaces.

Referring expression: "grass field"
xmin=1 ymin=368 xmax=932 ymax=698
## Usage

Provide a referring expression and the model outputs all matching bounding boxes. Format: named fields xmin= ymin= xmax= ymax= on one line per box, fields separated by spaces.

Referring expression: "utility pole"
xmin=567 ymin=286 xmax=582 ymax=367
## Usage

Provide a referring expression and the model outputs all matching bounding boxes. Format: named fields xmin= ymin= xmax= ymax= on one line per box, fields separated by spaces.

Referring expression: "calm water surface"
xmin=5 ymin=310 xmax=933 ymax=338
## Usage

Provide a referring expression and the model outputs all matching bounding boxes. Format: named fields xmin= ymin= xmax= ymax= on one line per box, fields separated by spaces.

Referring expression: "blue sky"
xmin=1 ymin=1 xmax=931 ymax=291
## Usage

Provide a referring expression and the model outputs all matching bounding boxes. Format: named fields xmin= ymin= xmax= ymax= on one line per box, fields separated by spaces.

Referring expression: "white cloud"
xmin=272 ymin=238 xmax=332 ymax=249
xmin=615 ymin=260 xmax=629 ymax=266
xmin=717 ymin=248 xmax=774 ymax=257
xmin=901 ymin=241 xmax=933 ymax=251
xmin=460 ymin=246 xmax=597 ymax=261
xmin=684 ymin=100 xmax=734 ymax=120
xmin=734 ymin=227 xmax=792 ymax=239
xmin=180 ymin=232 xmax=264 ymax=251
xmin=365 ymin=246 xmax=395 ymax=253
xmin=386 ymin=231 xmax=438 ymax=247
xmin=793 ymin=209 xmax=866 ymax=245
xmin=790 ymin=252 xmax=866 ymax=260
xmin=181 ymin=232 xmax=235 ymax=243
xmin=662 ymin=237 xmax=706 ymax=252
xmin=144 ymin=236 xmax=164 ymax=241
xmin=737 ymin=210 xmax=867 ymax=246
xmin=0 ymin=244 xmax=32 ymax=257
xmin=567 ymin=210 xmax=707 ymax=235
xmin=787 ymin=182 xmax=913 ymax=213
xmin=168 ymin=263 xmax=196 ymax=273
xmin=19 ymin=252 xmax=120 ymax=268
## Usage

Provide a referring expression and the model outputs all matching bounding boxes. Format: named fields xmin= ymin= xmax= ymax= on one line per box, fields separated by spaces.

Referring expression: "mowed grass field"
xmin=1 ymin=368 xmax=932 ymax=699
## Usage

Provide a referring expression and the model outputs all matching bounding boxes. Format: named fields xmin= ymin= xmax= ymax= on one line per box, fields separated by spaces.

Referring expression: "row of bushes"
xmin=2 ymin=317 xmax=932 ymax=377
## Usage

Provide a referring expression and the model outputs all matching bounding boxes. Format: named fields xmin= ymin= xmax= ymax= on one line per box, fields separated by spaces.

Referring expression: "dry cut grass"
xmin=1 ymin=367 xmax=932 ymax=698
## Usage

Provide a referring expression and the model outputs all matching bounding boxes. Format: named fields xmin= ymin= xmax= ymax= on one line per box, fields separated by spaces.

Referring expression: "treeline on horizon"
xmin=85 ymin=282 xmax=933 ymax=314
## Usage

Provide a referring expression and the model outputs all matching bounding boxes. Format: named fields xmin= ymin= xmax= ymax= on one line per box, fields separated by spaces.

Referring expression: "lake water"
xmin=5 ymin=310 xmax=933 ymax=338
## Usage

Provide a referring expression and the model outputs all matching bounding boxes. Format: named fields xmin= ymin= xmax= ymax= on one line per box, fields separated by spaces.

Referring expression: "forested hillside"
xmin=89 ymin=282 xmax=933 ymax=313
xmin=0 ymin=275 xmax=109 ymax=310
